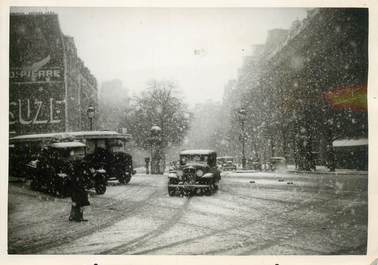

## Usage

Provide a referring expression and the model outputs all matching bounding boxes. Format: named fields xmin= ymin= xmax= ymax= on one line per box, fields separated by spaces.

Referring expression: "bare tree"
xmin=121 ymin=80 xmax=191 ymax=172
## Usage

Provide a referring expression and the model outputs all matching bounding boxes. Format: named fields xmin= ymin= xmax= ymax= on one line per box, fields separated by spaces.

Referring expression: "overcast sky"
xmin=11 ymin=7 xmax=308 ymax=106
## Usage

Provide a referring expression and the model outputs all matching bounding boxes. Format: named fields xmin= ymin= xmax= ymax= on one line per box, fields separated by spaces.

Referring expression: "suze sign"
xmin=9 ymin=81 xmax=66 ymax=135
xmin=9 ymin=14 xmax=67 ymax=136
xmin=10 ymin=98 xmax=64 ymax=125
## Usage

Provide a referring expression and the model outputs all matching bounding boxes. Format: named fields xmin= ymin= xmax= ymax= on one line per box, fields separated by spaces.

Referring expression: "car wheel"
xmin=168 ymin=187 xmax=175 ymax=196
xmin=48 ymin=182 xmax=56 ymax=195
xmin=204 ymin=186 xmax=212 ymax=196
xmin=119 ymin=173 xmax=131 ymax=184
xmin=183 ymin=189 xmax=192 ymax=197
xmin=95 ymin=183 xmax=106 ymax=194
xmin=30 ymin=179 xmax=41 ymax=191
xmin=53 ymin=180 xmax=67 ymax=198
xmin=55 ymin=187 xmax=63 ymax=198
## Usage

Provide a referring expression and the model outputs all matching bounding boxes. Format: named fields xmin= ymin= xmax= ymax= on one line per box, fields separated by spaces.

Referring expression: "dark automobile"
xmin=9 ymin=133 xmax=65 ymax=182
xmin=217 ymin=156 xmax=237 ymax=171
xmin=10 ymin=131 xmax=136 ymax=185
xmin=269 ymin=156 xmax=287 ymax=171
xmin=168 ymin=149 xmax=221 ymax=196
xmin=246 ymin=157 xmax=262 ymax=170
xmin=69 ymin=131 xmax=135 ymax=184
xmin=29 ymin=141 xmax=107 ymax=197
xmin=9 ymin=143 xmax=37 ymax=181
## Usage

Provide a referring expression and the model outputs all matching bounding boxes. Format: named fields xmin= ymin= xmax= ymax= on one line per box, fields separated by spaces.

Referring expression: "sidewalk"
xmin=235 ymin=165 xmax=368 ymax=176
xmin=287 ymin=165 xmax=368 ymax=175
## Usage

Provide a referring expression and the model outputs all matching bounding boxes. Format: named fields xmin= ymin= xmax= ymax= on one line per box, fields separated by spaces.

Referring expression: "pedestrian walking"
xmin=69 ymin=174 xmax=90 ymax=222
xmin=145 ymin=157 xmax=150 ymax=174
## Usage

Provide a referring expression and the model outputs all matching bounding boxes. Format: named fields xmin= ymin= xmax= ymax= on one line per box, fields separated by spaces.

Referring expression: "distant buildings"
xmin=233 ymin=8 xmax=368 ymax=170
xmin=98 ymin=79 xmax=130 ymax=131
xmin=9 ymin=12 xmax=98 ymax=136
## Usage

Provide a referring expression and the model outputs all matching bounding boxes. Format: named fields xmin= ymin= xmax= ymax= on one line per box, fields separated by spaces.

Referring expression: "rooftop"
xmin=50 ymin=142 xmax=86 ymax=148
xmin=10 ymin=131 xmax=131 ymax=142
xmin=333 ymin=138 xmax=368 ymax=147
xmin=180 ymin=149 xmax=216 ymax=155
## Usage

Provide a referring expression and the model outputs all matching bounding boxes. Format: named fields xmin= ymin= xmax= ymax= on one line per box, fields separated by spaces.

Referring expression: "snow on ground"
xmin=8 ymin=171 xmax=368 ymax=255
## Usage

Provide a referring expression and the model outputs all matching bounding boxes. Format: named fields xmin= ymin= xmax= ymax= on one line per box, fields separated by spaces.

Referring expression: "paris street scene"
xmin=8 ymin=7 xmax=368 ymax=255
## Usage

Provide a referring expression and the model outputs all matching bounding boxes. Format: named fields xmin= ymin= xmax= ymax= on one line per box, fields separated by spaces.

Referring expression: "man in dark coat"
xmin=69 ymin=174 xmax=90 ymax=222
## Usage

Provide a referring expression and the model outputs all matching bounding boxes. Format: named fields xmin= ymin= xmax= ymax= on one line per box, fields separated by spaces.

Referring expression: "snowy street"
xmin=8 ymin=170 xmax=368 ymax=255
xmin=6 ymin=7 xmax=372 ymax=260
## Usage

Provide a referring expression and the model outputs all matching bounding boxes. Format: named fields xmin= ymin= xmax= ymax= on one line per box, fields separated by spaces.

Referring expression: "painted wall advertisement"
xmin=9 ymin=14 xmax=66 ymax=136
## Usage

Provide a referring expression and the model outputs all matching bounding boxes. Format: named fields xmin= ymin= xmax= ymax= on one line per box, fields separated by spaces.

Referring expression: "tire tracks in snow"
xmin=129 ymin=189 xmax=334 ymax=255
xmin=99 ymin=196 xmax=192 ymax=254
xmin=10 ymin=187 xmax=162 ymax=254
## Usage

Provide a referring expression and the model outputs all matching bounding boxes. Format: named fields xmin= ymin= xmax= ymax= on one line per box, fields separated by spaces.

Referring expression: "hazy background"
xmin=11 ymin=7 xmax=307 ymax=105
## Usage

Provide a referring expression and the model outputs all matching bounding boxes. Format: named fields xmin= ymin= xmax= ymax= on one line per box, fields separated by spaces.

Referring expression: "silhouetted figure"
xmin=145 ymin=157 xmax=150 ymax=174
xmin=69 ymin=174 xmax=90 ymax=222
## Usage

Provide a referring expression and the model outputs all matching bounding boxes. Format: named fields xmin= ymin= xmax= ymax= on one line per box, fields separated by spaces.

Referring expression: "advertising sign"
xmin=9 ymin=83 xmax=66 ymax=135
xmin=9 ymin=13 xmax=66 ymax=135
xmin=322 ymin=84 xmax=367 ymax=112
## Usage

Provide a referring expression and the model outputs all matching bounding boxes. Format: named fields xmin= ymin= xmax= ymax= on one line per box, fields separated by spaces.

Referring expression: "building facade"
xmin=9 ymin=12 xmax=97 ymax=136
xmin=234 ymin=8 xmax=368 ymax=170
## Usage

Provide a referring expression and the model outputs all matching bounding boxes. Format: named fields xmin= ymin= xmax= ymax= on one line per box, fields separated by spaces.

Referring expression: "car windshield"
xmin=108 ymin=139 xmax=125 ymax=153
xmin=58 ymin=147 xmax=85 ymax=160
xmin=218 ymin=157 xmax=233 ymax=163
xmin=180 ymin=154 xmax=208 ymax=164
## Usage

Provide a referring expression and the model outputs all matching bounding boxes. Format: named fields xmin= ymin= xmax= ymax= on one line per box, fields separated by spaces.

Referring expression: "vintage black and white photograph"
xmin=7 ymin=6 xmax=369 ymax=255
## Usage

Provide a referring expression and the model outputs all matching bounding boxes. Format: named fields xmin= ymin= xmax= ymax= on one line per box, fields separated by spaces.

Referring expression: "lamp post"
xmin=150 ymin=125 xmax=162 ymax=174
xmin=238 ymin=107 xmax=247 ymax=169
xmin=87 ymin=105 xmax=95 ymax=131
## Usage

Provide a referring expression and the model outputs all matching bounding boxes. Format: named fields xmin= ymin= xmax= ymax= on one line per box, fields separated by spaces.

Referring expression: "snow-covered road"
xmin=8 ymin=171 xmax=368 ymax=255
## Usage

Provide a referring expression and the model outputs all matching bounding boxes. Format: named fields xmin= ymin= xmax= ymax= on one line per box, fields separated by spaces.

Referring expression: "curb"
xmin=288 ymin=170 xmax=368 ymax=176
xmin=232 ymin=169 xmax=368 ymax=176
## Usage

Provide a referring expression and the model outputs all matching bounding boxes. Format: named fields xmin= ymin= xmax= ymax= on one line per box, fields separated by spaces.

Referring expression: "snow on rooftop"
xmin=10 ymin=131 xmax=131 ymax=142
xmin=180 ymin=149 xmax=216 ymax=155
xmin=69 ymin=131 xmax=119 ymax=136
xmin=333 ymin=138 xmax=368 ymax=147
xmin=68 ymin=131 xmax=129 ymax=139
xmin=10 ymin=132 xmax=68 ymax=141
xmin=50 ymin=142 xmax=86 ymax=148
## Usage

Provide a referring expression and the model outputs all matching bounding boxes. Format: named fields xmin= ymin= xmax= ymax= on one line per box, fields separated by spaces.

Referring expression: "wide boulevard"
xmin=8 ymin=170 xmax=368 ymax=255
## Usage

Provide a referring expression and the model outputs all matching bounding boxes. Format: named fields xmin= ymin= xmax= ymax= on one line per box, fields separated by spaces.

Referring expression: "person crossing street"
xmin=69 ymin=173 xmax=90 ymax=222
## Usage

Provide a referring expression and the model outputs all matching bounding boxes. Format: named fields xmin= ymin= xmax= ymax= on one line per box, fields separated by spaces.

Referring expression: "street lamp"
xmin=238 ymin=107 xmax=247 ymax=169
xmin=87 ymin=105 xmax=95 ymax=131
xmin=150 ymin=125 xmax=162 ymax=174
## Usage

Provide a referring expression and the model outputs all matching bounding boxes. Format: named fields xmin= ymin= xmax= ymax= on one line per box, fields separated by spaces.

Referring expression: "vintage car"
xmin=269 ymin=156 xmax=287 ymax=171
xmin=9 ymin=133 xmax=66 ymax=182
xmin=168 ymin=149 xmax=221 ymax=196
xmin=9 ymin=143 xmax=38 ymax=181
xmin=217 ymin=156 xmax=237 ymax=171
xmin=246 ymin=157 xmax=262 ymax=170
xmin=28 ymin=141 xmax=107 ymax=197
xmin=10 ymin=131 xmax=135 ymax=184
xmin=68 ymin=131 xmax=135 ymax=184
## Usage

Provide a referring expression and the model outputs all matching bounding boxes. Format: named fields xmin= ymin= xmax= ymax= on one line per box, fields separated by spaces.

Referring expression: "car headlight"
xmin=177 ymin=170 xmax=184 ymax=177
xmin=196 ymin=169 xmax=204 ymax=177
xmin=168 ymin=173 xmax=177 ymax=178
xmin=57 ymin=173 xmax=68 ymax=178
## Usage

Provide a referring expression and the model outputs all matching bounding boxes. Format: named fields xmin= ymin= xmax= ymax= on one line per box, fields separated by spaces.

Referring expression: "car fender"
xmin=202 ymin=172 xmax=214 ymax=178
